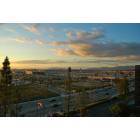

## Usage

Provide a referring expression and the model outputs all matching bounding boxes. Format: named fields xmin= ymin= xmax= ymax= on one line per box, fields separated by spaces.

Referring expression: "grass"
xmin=0 ymin=84 xmax=59 ymax=103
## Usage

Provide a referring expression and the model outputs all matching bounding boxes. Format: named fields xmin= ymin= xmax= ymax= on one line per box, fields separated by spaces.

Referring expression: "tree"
xmin=110 ymin=103 xmax=130 ymax=117
xmin=1 ymin=56 xmax=12 ymax=86
xmin=0 ymin=56 xmax=12 ymax=116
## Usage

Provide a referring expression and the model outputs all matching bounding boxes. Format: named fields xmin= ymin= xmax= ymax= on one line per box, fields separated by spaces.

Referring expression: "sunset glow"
xmin=0 ymin=23 xmax=140 ymax=69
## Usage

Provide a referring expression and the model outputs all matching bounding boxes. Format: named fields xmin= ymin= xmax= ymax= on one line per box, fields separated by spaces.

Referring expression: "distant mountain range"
xmin=12 ymin=65 xmax=136 ymax=71
xmin=46 ymin=66 xmax=135 ymax=71
xmin=85 ymin=66 xmax=135 ymax=71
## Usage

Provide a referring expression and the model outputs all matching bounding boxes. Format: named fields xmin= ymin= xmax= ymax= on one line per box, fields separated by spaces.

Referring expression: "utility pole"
xmin=64 ymin=67 xmax=72 ymax=116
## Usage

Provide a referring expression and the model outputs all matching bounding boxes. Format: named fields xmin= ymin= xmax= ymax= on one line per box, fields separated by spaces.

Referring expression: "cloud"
xmin=53 ymin=43 xmax=92 ymax=57
xmin=54 ymin=48 xmax=77 ymax=56
xmin=49 ymin=29 xmax=105 ymax=47
xmin=48 ymin=41 xmax=69 ymax=46
xmin=13 ymin=57 xmax=140 ymax=67
xmin=11 ymin=37 xmax=28 ymax=44
xmin=48 ymin=29 xmax=140 ymax=62
xmin=13 ymin=59 xmax=115 ymax=65
xmin=116 ymin=55 xmax=140 ymax=62
xmin=35 ymin=39 xmax=47 ymax=46
xmin=70 ymin=43 xmax=92 ymax=56
xmin=65 ymin=29 xmax=104 ymax=41
xmin=66 ymin=31 xmax=74 ymax=39
xmin=1 ymin=25 xmax=139 ymax=67
xmin=76 ymin=29 xmax=104 ymax=41
xmin=12 ymin=53 xmax=140 ymax=69
xmin=52 ymin=41 xmax=140 ymax=58
xmin=91 ymin=42 xmax=140 ymax=57
xmin=14 ymin=59 xmax=71 ymax=65
xmin=21 ymin=24 xmax=41 ymax=35
xmin=9 ymin=37 xmax=47 ymax=46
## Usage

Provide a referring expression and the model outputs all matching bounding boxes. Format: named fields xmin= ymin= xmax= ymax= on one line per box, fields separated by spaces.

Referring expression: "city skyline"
xmin=0 ymin=23 xmax=140 ymax=69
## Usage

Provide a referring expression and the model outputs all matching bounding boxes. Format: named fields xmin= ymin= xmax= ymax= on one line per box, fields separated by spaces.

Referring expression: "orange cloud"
xmin=9 ymin=37 xmax=46 ymax=46
xmin=21 ymin=24 xmax=40 ymax=35
xmin=55 ymin=48 xmax=76 ymax=56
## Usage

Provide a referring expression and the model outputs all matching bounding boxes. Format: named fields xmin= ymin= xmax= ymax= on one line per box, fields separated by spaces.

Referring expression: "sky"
xmin=0 ymin=23 xmax=140 ymax=69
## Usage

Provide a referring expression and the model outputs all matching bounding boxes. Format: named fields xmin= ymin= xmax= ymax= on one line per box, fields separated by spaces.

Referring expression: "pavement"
xmin=15 ymin=85 xmax=134 ymax=117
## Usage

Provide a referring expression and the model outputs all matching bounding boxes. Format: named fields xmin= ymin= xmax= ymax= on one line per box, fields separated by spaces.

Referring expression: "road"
xmin=15 ymin=85 xmax=134 ymax=116
xmin=85 ymin=96 xmax=134 ymax=117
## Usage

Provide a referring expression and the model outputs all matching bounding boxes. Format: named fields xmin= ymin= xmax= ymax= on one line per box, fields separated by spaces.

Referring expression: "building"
xmin=25 ymin=70 xmax=33 ymax=75
xmin=135 ymin=65 xmax=140 ymax=106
